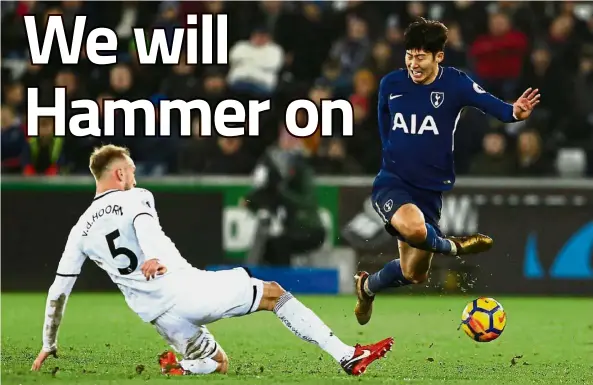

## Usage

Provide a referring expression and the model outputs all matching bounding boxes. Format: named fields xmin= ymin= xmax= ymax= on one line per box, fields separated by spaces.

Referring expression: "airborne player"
xmin=354 ymin=18 xmax=540 ymax=325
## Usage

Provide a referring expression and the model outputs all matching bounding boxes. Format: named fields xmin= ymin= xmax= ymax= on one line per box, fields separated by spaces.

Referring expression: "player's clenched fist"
xmin=141 ymin=259 xmax=167 ymax=280
xmin=31 ymin=349 xmax=57 ymax=371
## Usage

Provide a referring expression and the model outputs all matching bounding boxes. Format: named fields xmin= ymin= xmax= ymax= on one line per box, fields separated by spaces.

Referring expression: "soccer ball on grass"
xmin=460 ymin=297 xmax=506 ymax=342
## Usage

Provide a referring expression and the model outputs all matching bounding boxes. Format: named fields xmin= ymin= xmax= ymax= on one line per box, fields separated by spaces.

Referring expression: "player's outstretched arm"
xmin=32 ymin=227 xmax=86 ymax=371
xmin=31 ymin=275 xmax=78 ymax=370
xmin=458 ymin=70 xmax=540 ymax=123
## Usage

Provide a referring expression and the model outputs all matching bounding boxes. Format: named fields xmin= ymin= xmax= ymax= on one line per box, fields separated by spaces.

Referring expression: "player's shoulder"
xmin=127 ymin=187 xmax=155 ymax=200
xmin=441 ymin=66 xmax=472 ymax=82
xmin=443 ymin=66 xmax=464 ymax=76
xmin=123 ymin=188 xmax=156 ymax=208
xmin=379 ymin=68 xmax=408 ymax=88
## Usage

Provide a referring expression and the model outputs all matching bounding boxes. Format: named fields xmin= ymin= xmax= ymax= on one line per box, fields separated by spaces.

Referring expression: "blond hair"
xmin=89 ymin=144 xmax=130 ymax=180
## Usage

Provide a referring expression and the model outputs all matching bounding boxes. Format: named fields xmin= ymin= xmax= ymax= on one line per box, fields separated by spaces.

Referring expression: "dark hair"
xmin=404 ymin=17 xmax=448 ymax=54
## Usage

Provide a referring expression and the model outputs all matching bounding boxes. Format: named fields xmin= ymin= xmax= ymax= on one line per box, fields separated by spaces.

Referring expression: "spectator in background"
xmin=151 ymin=1 xmax=183 ymax=53
xmin=556 ymin=1 xmax=591 ymax=43
xmin=547 ymin=13 xmax=581 ymax=72
xmin=314 ymin=137 xmax=362 ymax=175
xmin=286 ymin=2 xmax=333 ymax=83
xmin=125 ymin=38 xmax=160 ymax=96
xmin=349 ymin=69 xmax=376 ymax=113
xmin=108 ymin=63 xmax=137 ymax=100
xmin=202 ymin=137 xmax=255 ymax=175
xmin=469 ymin=12 xmax=528 ymax=99
xmin=2 ymin=81 xmax=25 ymax=116
xmin=22 ymin=117 xmax=64 ymax=176
xmin=469 ymin=131 xmax=515 ymax=176
xmin=227 ymin=26 xmax=284 ymax=99
xmin=515 ymin=129 xmax=552 ymax=176
xmin=443 ymin=1 xmax=488 ymax=44
xmin=61 ymin=93 xmax=108 ymax=174
xmin=160 ymin=53 xmax=199 ymax=101
xmin=330 ymin=15 xmax=371 ymax=80
xmin=365 ymin=40 xmax=398 ymax=80
xmin=20 ymin=62 xmax=46 ymax=94
xmin=200 ymin=66 xmax=229 ymax=105
xmin=490 ymin=0 xmax=540 ymax=38
xmin=55 ymin=69 xmax=87 ymax=121
xmin=316 ymin=58 xmax=350 ymax=99
xmin=384 ymin=15 xmax=406 ymax=71
xmin=249 ymin=1 xmax=294 ymax=61
xmin=572 ymin=51 xmax=593 ymax=144
xmin=178 ymin=116 xmax=215 ymax=174
xmin=241 ymin=123 xmax=326 ymax=266
xmin=346 ymin=91 xmax=381 ymax=174
xmin=443 ymin=22 xmax=468 ymax=71
xmin=134 ymin=94 xmax=180 ymax=176
xmin=516 ymin=44 xmax=572 ymax=144
xmin=1 ymin=105 xmax=26 ymax=174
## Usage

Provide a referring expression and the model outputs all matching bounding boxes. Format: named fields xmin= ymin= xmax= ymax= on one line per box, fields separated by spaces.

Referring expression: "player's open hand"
xmin=141 ymin=259 xmax=167 ymax=280
xmin=31 ymin=348 xmax=57 ymax=371
xmin=513 ymin=88 xmax=540 ymax=120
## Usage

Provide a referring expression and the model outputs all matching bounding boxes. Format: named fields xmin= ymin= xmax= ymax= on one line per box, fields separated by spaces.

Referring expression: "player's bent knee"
xmin=401 ymin=265 xmax=429 ymax=284
xmin=393 ymin=204 xmax=427 ymax=244
xmin=258 ymin=281 xmax=286 ymax=312
xmin=398 ymin=221 xmax=427 ymax=244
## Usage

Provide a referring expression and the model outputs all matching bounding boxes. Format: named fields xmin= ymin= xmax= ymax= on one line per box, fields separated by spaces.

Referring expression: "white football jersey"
xmin=56 ymin=187 xmax=193 ymax=322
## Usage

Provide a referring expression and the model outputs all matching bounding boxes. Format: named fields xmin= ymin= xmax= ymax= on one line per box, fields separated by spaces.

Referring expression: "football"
xmin=460 ymin=297 xmax=507 ymax=342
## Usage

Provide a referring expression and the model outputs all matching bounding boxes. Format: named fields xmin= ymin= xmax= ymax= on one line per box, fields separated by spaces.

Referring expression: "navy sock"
xmin=410 ymin=224 xmax=452 ymax=254
xmin=367 ymin=259 xmax=413 ymax=294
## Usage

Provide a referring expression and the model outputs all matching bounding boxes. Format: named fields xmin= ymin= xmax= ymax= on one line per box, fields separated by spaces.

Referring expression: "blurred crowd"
xmin=2 ymin=1 xmax=593 ymax=177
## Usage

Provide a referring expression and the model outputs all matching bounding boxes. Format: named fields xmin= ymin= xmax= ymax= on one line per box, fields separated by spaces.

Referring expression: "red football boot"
xmin=341 ymin=337 xmax=394 ymax=376
xmin=158 ymin=350 xmax=186 ymax=376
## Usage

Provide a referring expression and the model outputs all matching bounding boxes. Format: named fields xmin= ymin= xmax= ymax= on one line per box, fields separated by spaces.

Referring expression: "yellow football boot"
xmin=446 ymin=233 xmax=493 ymax=255
xmin=354 ymin=271 xmax=374 ymax=325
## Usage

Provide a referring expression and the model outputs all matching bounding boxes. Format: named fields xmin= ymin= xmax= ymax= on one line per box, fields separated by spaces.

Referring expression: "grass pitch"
xmin=2 ymin=293 xmax=592 ymax=385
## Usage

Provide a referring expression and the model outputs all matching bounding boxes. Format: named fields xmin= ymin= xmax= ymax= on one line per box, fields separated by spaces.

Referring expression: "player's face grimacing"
xmin=405 ymin=49 xmax=443 ymax=84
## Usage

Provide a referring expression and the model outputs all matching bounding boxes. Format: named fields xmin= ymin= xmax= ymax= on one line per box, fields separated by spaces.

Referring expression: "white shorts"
xmin=151 ymin=267 xmax=264 ymax=359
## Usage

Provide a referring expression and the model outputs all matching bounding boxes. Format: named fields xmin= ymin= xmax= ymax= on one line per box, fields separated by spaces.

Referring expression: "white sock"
xmin=448 ymin=240 xmax=458 ymax=256
xmin=363 ymin=278 xmax=375 ymax=297
xmin=179 ymin=358 xmax=218 ymax=374
xmin=274 ymin=292 xmax=355 ymax=363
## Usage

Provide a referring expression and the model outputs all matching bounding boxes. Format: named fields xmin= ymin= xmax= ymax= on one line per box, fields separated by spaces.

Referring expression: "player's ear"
xmin=435 ymin=51 xmax=444 ymax=64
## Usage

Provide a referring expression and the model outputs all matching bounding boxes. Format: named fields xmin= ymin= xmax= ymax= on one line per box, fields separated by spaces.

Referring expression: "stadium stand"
xmin=2 ymin=1 xmax=592 ymax=177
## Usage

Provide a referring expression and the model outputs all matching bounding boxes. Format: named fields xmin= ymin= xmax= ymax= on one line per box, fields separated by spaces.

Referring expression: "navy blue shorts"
xmin=371 ymin=174 xmax=443 ymax=241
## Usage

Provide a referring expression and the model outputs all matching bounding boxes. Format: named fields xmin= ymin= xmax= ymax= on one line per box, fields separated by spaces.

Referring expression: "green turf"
xmin=2 ymin=293 xmax=592 ymax=385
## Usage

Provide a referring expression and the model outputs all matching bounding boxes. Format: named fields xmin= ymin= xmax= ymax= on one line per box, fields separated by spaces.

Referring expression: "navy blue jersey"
xmin=375 ymin=66 xmax=517 ymax=192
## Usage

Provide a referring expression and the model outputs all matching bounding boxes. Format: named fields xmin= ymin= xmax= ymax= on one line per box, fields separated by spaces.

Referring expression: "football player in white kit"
xmin=31 ymin=144 xmax=394 ymax=376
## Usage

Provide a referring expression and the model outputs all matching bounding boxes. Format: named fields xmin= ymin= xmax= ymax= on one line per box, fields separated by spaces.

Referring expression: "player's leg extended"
xmin=354 ymin=239 xmax=433 ymax=325
xmin=354 ymin=203 xmax=445 ymax=325
xmin=371 ymin=240 xmax=433 ymax=290
xmin=256 ymin=281 xmax=394 ymax=375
